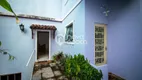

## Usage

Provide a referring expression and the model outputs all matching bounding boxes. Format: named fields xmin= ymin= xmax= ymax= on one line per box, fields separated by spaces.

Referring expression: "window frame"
xmin=64 ymin=20 xmax=74 ymax=44
xmin=94 ymin=23 xmax=107 ymax=66
xmin=0 ymin=73 xmax=21 ymax=80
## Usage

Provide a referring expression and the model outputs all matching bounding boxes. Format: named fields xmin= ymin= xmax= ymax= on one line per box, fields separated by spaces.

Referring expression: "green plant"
xmin=0 ymin=41 xmax=15 ymax=60
xmin=52 ymin=51 xmax=69 ymax=67
xmin=64 ymin=54 xmax=103 ymax=80
xmin=52 ymin=51 xmax=64 ymax=61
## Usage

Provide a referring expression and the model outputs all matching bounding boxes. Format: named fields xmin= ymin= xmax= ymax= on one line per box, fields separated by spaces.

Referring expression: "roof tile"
xmin=30 ymin=24 xmax=57 ymax=30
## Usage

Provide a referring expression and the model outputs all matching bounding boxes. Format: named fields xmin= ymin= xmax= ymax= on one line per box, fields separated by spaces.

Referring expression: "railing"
xmin=25 ymin=49 xmax=35 ymax=80
xmin=26 ymin=50 xmax=35 ymax=67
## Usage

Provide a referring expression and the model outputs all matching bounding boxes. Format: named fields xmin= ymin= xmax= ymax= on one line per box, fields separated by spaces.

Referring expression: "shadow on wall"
xmin=105 ymin=0 xmax=135 ymax=21
xmin=106 ymin=0 xmax=134 ymax=9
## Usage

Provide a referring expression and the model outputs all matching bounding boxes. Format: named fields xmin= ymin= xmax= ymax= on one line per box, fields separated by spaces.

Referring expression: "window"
xmin=95 ymin=24 xmax=107 ymax=66
xmin=65 ymin=23 xmax=73 ymax=42
xmin=0 ymin=73 xmax=21 ymax=80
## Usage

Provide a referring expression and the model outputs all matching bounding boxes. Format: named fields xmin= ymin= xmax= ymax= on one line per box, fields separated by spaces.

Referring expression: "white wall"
xmin=0 ymin=0 xmax=62 ymax=19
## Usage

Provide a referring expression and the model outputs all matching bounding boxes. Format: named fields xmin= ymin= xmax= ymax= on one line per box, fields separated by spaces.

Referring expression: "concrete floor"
xmin=38 ymin=53 xmax=49 ymax=61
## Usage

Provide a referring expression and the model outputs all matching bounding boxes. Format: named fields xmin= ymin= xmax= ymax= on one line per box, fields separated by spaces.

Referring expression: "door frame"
xmin=34 ymin=29 xmax=51 ymax=62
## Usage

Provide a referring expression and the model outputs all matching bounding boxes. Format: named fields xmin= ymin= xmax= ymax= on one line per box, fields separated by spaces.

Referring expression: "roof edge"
xmin=0 ymin=12 xmax=62 ymax=22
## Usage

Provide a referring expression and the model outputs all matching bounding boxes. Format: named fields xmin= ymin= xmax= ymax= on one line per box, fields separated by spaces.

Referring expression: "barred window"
xmin=0 ymin=73 xmax=21 ymax=80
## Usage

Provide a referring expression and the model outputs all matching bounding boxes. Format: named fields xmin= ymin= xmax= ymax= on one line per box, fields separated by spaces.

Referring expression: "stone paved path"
xmin=32 ymin=61 xmax=68 ymax=80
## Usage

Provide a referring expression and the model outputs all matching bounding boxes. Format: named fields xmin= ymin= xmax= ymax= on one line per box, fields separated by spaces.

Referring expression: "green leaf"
xmin=0 ymin=0 xmax=19 ymax=23
xmin=8 ymin=54 xmax=15 ymax=60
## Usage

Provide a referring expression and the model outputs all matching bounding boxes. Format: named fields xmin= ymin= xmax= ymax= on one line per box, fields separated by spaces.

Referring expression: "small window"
xmin=65 ymin=23 xmax=73 ymax=42
xmin=95 ymin=24 xmax=107 ymax=66
xmin=0 ymin=73 xmax=21 ymax=80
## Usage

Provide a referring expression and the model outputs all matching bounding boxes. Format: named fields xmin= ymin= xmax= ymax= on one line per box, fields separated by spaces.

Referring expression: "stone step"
xmin=32 ymin=60 xmax=68 ymax=80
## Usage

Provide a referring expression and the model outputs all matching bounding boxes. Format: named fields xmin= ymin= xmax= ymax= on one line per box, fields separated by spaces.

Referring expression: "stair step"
xmin=32 ymin=60 xmax=68 ymax=80
xmin=33 ymin=60 xmax=54 ymax=74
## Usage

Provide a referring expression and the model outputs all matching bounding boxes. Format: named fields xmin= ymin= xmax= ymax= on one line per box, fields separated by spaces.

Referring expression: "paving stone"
xmin=52 ymin=66 xmax=59 ymax=70
xmin=57 ymin=76 xmax=68 ymax=80
xmin=32 ymin=70 xmax=41 ymax=80
xmin=46 ymin=78 xmax=56 ymax=80
xmin=49 ymin=63 xmax=56 ymax=67
xmin=53 ymin=70 xmax=62 ymax=76
xmin=42 ymin=67 xmax=54 ymax=78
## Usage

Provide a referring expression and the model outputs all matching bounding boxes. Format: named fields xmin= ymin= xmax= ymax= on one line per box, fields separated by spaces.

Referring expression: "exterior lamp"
xmin=19 ymin=24 xmax=24 ymax=32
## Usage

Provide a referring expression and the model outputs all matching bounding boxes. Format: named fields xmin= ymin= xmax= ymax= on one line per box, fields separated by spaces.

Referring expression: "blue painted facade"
xmin=0 ymin=0 xmax=85 ymax=80
xmin=85 ymin=0 xmax=108 ymax=79
xmin=107 ymin=0 xmax=142 ymax=80
xmin=0 ymin=0 xmax=141 ymax=80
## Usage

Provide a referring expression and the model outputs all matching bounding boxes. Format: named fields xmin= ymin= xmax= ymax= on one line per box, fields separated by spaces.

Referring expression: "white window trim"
xmin=64 ymin=20 xmax=74 ymax=45
xmin=34 ymin=29 xmax=51 ymax=62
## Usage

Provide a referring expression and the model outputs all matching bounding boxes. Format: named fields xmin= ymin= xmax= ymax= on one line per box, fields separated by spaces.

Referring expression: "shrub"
xmin=52 ymin=52 xmax=103 ymax=80
xmin=52 ymin=51 xmax=64 ymax=61
xmin=64 ymin=54 xmax=103 ymax=80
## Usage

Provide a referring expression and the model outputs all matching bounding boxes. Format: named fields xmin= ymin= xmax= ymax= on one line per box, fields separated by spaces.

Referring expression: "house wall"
xmin=0 ymin=0 xmax=63 ymax=79
xmin=0 ymin=0 xmax=85 ymax=80
xmin=62 ymin=0 xmax=79 ymax=18
xmin=0 ymin=16 xmax=62 ymax=80
xmin=61 ymin=0 xmax=85 ymax=55
xmin=107 ymin=0 xmax=142 ymax=80
xmin=0 ymin=0 xmax=62 ymax=19
xmin=85 ymin=0 xmax=108 ymax=80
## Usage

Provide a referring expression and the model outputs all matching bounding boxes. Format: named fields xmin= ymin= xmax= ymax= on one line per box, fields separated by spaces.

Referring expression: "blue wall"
xmin=62 ymin=0 xmax=79 ymax=18
xmin=0 ymin=0 xmax=62 ymax=19
xmin=61 ymin=0 xmax=85 ymax=55
xmin=0 ymin=0 xmax=86 ymax=79
xmin=85 ymin=0 xmax=108 ymax=80
xmin=0 ymin=16 xmax=62 ymax=80
xmin=0 ymin=0 xmax=63 ymax=79
xmin=107 ymin=0 xmax=142 ymax=79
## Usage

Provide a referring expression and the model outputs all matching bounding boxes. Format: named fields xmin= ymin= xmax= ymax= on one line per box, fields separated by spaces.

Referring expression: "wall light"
xmin=19 ymin=24 xmax=24 ymax=32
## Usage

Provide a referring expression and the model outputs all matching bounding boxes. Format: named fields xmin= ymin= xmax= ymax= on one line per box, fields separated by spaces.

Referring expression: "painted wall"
xmin=61 ymin=0 xmax=85 ymax=55
xmin=107 ymin=0 xmax=142 ymax=80
xmin=62 ymin=0 xmax=79 ymax=18
xmin=85 ymin=0 xmax=108 ymax=80
xmin=0 ymin=0 xmax=62 ymax=19
xmin=0 ymin=16 xmax=62 ymax=80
